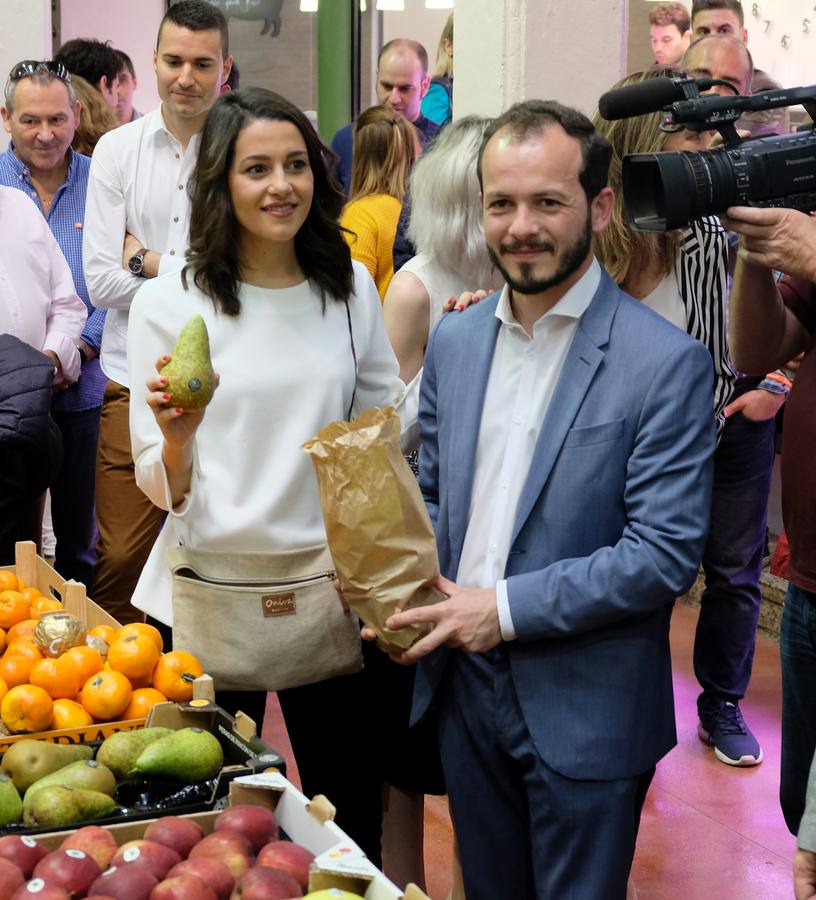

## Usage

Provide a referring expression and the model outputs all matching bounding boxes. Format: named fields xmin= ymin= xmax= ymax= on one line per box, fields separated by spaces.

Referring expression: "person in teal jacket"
xmin=421 ymin=13 xmax=452 ymax=126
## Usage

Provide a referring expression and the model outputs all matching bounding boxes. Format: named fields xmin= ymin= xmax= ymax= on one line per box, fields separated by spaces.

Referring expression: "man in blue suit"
xmin=384 ymin=101 xmax=717 ymax=898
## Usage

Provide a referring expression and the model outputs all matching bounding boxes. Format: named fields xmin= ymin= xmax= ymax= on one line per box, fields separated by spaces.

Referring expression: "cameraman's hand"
xmin=722 ymin=206 xmax=816 ymax=281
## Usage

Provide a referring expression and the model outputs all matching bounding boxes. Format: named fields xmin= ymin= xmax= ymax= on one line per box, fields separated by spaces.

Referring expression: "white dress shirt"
xmin=127 ymin=261 xmax=409 ymax=625
xmin=456 ymin=259 xmax=601 ymax=640
xmin=0 ymin=187 xmax=86 ymax=384
xmin=83 ymin=106 xmax=198 ymax=387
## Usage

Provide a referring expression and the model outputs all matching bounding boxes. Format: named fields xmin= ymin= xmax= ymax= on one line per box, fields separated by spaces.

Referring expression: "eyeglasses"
xmin=7 ymin=60 xmax=71 ymax=83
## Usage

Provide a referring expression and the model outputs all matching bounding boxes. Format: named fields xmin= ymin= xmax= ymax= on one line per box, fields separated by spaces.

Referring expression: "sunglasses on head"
xmin=7 ymin=60 xmax=71 ymax=83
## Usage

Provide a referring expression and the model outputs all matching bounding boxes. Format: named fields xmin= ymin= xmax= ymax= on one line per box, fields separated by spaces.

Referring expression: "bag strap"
xmin=343 ymin=298 xmax=357 ymax=420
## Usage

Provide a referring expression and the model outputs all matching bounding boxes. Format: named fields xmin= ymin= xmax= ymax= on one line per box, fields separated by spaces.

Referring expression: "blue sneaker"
xmin=698 ymin=700 xmax=763 ymax=767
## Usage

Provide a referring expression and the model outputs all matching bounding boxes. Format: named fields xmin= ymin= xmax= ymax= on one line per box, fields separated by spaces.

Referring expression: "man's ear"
xmin=1 ymin=107 xmax=11 ymax=135
xmin=420 ymin=75 xmax=430 ymax=99
xmin=73 ymin=100 xmax=81 ymax=126
xmin=591 ymin=186 xmax=615 ymax=233
xmin=222 ymin=56 xmax=233 ymax=86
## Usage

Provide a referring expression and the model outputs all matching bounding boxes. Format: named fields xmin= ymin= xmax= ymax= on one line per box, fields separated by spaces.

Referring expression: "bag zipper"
xmin=176 ymin=569 xmax=335 ymax=589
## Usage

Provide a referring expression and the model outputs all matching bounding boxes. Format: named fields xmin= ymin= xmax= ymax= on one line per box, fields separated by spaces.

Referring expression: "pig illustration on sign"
xmin=171 ymin=0 xmax=284 ymax=38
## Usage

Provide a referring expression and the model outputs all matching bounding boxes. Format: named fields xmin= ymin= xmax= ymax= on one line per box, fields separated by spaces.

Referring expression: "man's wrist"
xmin=142 ymin=251 xmax=161 ymax=279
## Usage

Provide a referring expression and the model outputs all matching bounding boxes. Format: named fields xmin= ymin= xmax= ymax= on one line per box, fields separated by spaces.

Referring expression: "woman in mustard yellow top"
xmin=341 ymin=106 xmax=420 ymax=300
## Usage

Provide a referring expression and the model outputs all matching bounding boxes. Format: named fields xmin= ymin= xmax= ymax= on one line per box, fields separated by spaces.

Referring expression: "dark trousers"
xmin=51 ymin=407 xmax=100 ymax=589
xmin=439 ymin=649 xmax=654 ymax=900
xmin=278 ymin=672 xmax=383 ymax=867
xmin=145 ymin=617 xmax=268 ymax=732
xmin=94 ymin=381 xmax=165 ymax=624
xmin=780 ymin=583 xmax=816 ymax=835
xmin=694 ymin=409 xmax=776 ymax=708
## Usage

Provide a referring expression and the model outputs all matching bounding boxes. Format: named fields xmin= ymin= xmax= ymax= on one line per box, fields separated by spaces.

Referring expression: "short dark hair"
xmin=377 ymin=39 xmax=428 ymax=76
xmin=184 ymin=88 xmax=353 ymax=316
xmin=691 ymin=0 xmax=744 ymax=27
xmin=55 ymin=39 xmax=122 ymax=91
xmin=159 ymin=0 xmax=230 ymax=58
xmin=649 ymin=3 xmax=690 ymax=32
xmin=114 ymin=49 xmax=136 ymax=79
xmin=477 ymin=100 xmax=612 ymax=203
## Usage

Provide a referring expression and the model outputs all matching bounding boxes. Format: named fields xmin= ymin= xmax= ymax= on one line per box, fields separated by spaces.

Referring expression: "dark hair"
xmin=691 ymin=0 xmax=744 ymax=27
xmin=477 ymin=100 xmax=612 ymax=203
xmin=114 ymin=49 xmax=136 ymax=79
xmin=55 ymin=39 xmax=122 ymax=91
xmin=377 ymin=39 xmax=428 ymax=76
xmin=184 ymin=88 xmax=353 ymax=316
xmin=159 ymin=0 xmax=230 ymax=58
xmin=649 ymin=2 xmax=690 ymax=31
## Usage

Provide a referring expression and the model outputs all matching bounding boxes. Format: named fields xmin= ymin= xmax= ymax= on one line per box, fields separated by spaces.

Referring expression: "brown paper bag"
xmin=303 ymin=406 xmax=444 ymax=652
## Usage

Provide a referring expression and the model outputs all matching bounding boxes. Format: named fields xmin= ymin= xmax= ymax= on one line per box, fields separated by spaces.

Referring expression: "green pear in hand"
xmin=162 ymin=315 xmax=217 ymax=411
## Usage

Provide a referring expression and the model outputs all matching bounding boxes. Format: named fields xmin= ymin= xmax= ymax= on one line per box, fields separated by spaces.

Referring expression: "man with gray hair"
xmin=0 ymin=60 xmax=105 ymax=585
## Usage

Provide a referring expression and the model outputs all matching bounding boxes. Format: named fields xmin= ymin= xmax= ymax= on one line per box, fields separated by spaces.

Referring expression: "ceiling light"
xmin=300 ymin=0 xmax=318 ymax=10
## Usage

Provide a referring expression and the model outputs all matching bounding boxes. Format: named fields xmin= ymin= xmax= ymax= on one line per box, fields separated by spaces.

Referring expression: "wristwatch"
xmin=127 ymin=247 xmax=148 ymax=276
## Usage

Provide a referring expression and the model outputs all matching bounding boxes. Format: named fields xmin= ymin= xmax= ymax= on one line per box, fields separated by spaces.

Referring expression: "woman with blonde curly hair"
xmin=341 ymin=105 xmax=420 ymax=299
xmin=70 ymin=74 xmax=120 ymax=156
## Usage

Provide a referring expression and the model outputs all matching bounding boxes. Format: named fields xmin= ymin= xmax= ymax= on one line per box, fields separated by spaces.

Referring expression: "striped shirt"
xmin=0 ymin=145 xmax=106 ymax=412
xmin=674 ymin=216 xmax=737 ymax=434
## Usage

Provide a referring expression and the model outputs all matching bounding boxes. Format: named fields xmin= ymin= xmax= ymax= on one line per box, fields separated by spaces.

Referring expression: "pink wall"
xmin=59 ymin=0 xmax=164 ymax=115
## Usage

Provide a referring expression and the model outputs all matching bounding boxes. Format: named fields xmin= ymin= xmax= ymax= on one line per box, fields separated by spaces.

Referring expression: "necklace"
xmin=41 ymin=196 xmax=53 ymax=211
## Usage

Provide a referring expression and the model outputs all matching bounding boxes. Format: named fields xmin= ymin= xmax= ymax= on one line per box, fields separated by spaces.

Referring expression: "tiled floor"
xmin=262 ymin=600 xmax=795 ymax=899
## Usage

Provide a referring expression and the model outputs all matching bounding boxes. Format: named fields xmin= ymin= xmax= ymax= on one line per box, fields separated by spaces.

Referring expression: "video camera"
xmin=597 ymin=75 xmax=816 ymax=232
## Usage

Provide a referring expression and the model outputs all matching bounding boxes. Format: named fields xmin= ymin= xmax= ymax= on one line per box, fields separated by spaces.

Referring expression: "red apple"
xmin=33 ymin=850 xmax=101 ymax=897
xmin=256 ymin=842 xmax=314 ymax=891
xmin=111 ymin=842 xmax=181 ymax=881
xmin=166 ymin=859 xmax=235 ymax=900
xmin=88 ymin=864 xmax=159 ymax=900
xmin=143 ymin=818 xmax=204 ymax=861
xmin=149 ymin=874 xmax=217 ymax=900
xmin=214 ymin=806 xmax=278 ymax=853
xmin=188 ymin=833 xmax=251 ymax=880
xmin=59 ymin=827 xmax=118 ymax=872
xmin=0 ymin=838 xmax=48 ymax=878
xmin=0 ymin=858 xmax=24 ymax=898
xmin=10 ymin=881 xmax=70 ymax=899
xmin=85 ymin=896 xmax=118 ymax=900
xmin=229 ymin=867 xmax=302 ymax=899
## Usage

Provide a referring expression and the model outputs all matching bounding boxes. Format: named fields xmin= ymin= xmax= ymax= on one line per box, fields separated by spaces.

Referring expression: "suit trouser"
xmin=438 ymin=648 xmax=654 ymax=900
xmin=694 ymin=405 xmax=776 ymax=708
xmin=94 ymin=381 xmax=164 ymax=625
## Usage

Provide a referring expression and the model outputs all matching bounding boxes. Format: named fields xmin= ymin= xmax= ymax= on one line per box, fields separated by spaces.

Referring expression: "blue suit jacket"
xmin=413 ymin=270 xmax=716 ymax=781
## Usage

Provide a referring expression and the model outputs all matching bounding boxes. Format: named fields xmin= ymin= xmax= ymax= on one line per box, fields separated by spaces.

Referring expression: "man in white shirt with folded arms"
xmin=83 ymin=0 xmax=231 ymax=625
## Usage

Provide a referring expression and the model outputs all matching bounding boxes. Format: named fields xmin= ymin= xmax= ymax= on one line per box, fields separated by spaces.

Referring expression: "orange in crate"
xmin=50 ymin=698 xmax=94 ymax=729
xmin=0 ymin=572 xmax=18 ymax=593
xmin=117 ymin=623 xmax=164 ymax=653
xmin=108 ymin=634 xmax=159 ymax=681
xmin=0 ymin=655 xmax=35 ymax=688
xmin=0 ymin=676 xmax=7 ymax=707
xmin=80 ymin=669 xmax=132 ymax=720
xmin=19 ymin=587 xmax=42 ymax=604
xmin=5 ymin=640 xmax=43 ymax=662
xmin=0 ymin=591 xmax=30 ymax=629
xmin=62 ymin=645 xmax=104 ymax=685
xmin=120 ymin=687 xmax=168 ymax=720
xmin=7 ymin=620 xmax=37 ymax=642
xmin=152 ymin=651 xmax=204 ymax=703
xmin=30 ymin=657 xmax=80 ymax=700
xmin=0 ymin=628 xmax=5 ymax=656
xmin=1 ymin=684 xmax=53 ymax=733
xmin=31 ymin=596 xmax=63 ymax=617
xmin=89 ymin=624 xmax=118 ymax=646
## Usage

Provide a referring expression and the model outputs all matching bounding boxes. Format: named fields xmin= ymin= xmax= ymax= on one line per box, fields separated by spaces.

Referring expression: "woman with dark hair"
xmin=126 ymin=88 xmax=409 ymax=865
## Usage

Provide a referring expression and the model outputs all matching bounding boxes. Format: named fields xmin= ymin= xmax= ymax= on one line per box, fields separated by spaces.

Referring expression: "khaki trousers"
xmin=93 ymin=380 xmax=164 ymax=624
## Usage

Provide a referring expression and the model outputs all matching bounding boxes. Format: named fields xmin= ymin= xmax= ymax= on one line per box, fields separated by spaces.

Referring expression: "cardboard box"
xmin=34 ymin=772 xmax=430 ymax=900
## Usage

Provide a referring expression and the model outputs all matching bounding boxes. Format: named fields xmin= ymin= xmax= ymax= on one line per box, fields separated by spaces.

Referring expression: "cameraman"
xmin=724 ymin=203 xmax=816 ymax=846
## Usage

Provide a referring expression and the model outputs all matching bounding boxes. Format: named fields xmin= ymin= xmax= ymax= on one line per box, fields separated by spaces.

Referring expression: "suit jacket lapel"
xmin=447 ymin=306 xmax=501 ymax=570
xmin=510 ymin=277 xmax=619 ymax=545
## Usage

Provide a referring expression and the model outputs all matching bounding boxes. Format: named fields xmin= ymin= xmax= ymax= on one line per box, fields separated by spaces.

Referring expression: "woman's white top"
xmin=641 ymin=271 xmax=687 ymax=332
xmin=397 ymin=252 xmax=473 ymax=432
xmin=127 ymin=261 xmax=407 ymax=625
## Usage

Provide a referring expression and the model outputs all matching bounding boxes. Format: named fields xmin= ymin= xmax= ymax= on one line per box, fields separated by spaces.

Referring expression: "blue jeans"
xmin=780 ymin=583 xmax=816 ymax=835
xmin=694 ymin=409 xmax=776 ymax=708
xmin=51 ymin=407 xmax=100 ymax=589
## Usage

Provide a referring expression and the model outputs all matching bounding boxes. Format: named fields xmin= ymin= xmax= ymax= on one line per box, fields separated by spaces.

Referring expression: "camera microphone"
xmin=598 ymin=76 xmax=717 ymax=121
